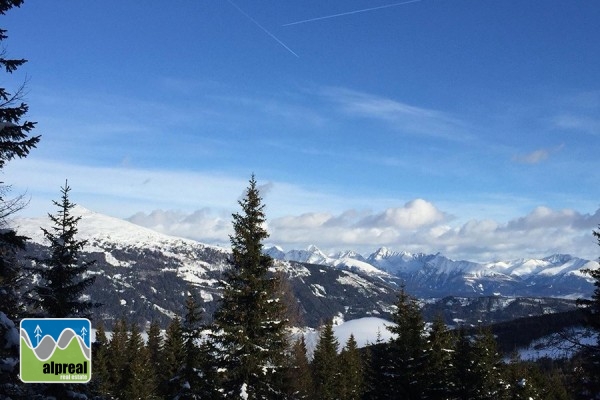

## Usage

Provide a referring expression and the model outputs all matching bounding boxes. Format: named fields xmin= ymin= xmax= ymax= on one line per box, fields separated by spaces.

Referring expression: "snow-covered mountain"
xmin=265 ymin=245 xmax=387 ymax=276
xmin=267 ymin=245 xmax=599 ymax=298
xmin=13 ymin=206 xmax=596 ymax=330
xmin=13 ymin=207 xmax=401 ymax=329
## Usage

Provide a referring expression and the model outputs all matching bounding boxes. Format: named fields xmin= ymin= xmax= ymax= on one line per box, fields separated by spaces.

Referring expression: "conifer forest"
xmin=1 ymin=1 xmax=600 ymax=399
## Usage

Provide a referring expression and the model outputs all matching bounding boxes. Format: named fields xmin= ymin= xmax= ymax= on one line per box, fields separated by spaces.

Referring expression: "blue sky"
xmin=3 ymin=1 xmax=600 ymax=261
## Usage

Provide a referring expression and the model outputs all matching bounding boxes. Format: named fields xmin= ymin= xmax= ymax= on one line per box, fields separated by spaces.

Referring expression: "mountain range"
xmin=13 ymin=206 xmax=598 ymax=329
xmin=266 ymin=244 xmax=598 ymax=299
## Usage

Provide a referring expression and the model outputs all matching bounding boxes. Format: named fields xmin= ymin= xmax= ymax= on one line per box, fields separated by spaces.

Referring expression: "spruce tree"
xmin=28 ymin=182 xmax=98 ymax=318
xmin=0 ymin=1 xmax=40 ymax=397
xmin=123 ymin=323 xmax=158 ymax=400
xmin=385 ymin=286 xmax=428 ymax=399
xmin=452 ymin=327 xmax=475 ymax=400
xmin=173 ymin=293 xmax=213 ymax=400
xmin=90 ymin=321 xmax=112 ymax=398
xmin=339 ymin=334 xmax=364 ymax=400
xmin=22 ymin=190 xmax=96 ymax=398
xmin=160 ymin=316 xmax=185 ymax=398
xmin=0 ymin=6 xmax=39 ymax=172
xmin=286 ymin=335 xmax=313 ymax=399
xmin=146 ymin=319 xmax=163 ymax=390
xmin=471 ymin=328 xmax=507 ymax=400
xmin=423 ymin=315 xmax=456 ymax=399
xmin=362 ymin=331 xmax=389 ymax=400
xmin=576 ymin=226 xmax=600 ymax=398
xmin=453 ymin=327 xmax=506 ymax=400
xmin=504 ymin=356 xmax=543 ymax=400
xmin=106 ymin=318 xmax=129 ymax=399
xmin=311 ymin=319 xmax=340 ymax=400
xmin=211 ymin=175 xmax=289 ymax=399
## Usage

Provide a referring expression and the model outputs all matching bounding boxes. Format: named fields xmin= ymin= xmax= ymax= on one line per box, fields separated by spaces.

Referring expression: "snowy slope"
xmin=15 ymin=205 xmax=221 ymax=254
xmin=266 ymin=245 xmax=393 ymax=276
xmin=13 ymin=206 xmax=597 ymax=329
xmin=269 ymin=243 xmax=598 ymax=298
xmin=13 ymin=207 xmax=403 ymax=329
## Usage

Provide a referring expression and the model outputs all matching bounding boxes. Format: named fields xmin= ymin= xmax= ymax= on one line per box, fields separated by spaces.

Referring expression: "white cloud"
xmin=553 ymin=114 xmax=600 ymax=136
xmin=128 ymin=209 xmax=232 ymax=244
xmin=5 ymin=158 xmax=599 ymax=262
xmin=512 ymin=144 xmax=564 ymax=164
xmin=513 ymin=149 xmax=550 ymax=164
xmin=320 ymin=87 xmax=471 ymax=141
xmin=126 ymin=200 xmax=600 ymax=262
xmin=358 ymin=199 xmax=448 ymax=229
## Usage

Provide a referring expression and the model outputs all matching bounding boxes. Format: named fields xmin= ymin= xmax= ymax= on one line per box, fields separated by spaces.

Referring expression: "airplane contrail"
xmin=226 ymin=0 xmax=300 ymax=58
xmin=283 ymin=0 xmax=422 ymax=27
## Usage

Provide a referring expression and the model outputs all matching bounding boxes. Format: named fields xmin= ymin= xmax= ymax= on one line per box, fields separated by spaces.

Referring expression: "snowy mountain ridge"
xmin=14 ymin=206 xmax=599 ymax=301
xmin=267 ymin=243 xmax=598 ymax=285
xmin=11 ymin=205 xmax=594 ymax=334
xmin=15 ymin=205 xmax=221 ymax=253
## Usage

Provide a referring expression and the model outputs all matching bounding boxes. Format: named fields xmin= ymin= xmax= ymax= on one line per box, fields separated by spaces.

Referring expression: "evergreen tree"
xmin=423 ymin=315 xmax=456 ymax=399
xmin=0 ymin=232 xmax=29 ymax=399
xmin=339 ymin=334 xmax=364 ymax=400
xmin=362 ymin=331 xmax=388 ymax=400
xmin=385 ymin=286 xmax=428 ymax=399
xmin=453 ymin=327 xmax=507 ymax=400
xmin=211 ymin=175 xmax=289 ymax=399
xmin=173 ymin=293 xmax=214 ymax=400
xmin=311 ymin=319 xmax=340 ymax=400
xmin=161 ymin=316 xmax=185 ymax=398
xmin=21 ymin=188 xmax=95 ymax=400
xmin=286 ymin=335 xmax=313 ymax=399
xmin=28 ymin=182 xmax=98 ymax=318
xmin=504 ymin=356 xmax=543 ymax=400
xmin=123 ymin=323 xmax=158 ymax=400
xmin=106 ymin=318 xmax=130 ymax=399
xmin=0 ymin=229 xmax=26 ymax=319
xmin=90 ymin=321 xmax=113 ymax=398
xmin=0 ymin=310 xmax=31 ymax=400
xmin=576 ymin=226 xmax=600 ymax=398
xmin=0 ymin=1 xmax=40 ymax=397
xmin=452 ymin=327 xmax=476 ymax=400
xmin=146 ymin=319 xmax=163 ymax=390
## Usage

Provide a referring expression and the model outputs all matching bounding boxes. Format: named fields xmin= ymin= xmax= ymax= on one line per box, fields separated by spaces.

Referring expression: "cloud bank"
xmin=128 ymin=201 xmax=600 ymax=262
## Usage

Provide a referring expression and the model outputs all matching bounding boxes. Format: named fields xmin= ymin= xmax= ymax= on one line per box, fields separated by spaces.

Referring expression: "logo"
xmin=20 ymin=318 xmax=92 ymax=383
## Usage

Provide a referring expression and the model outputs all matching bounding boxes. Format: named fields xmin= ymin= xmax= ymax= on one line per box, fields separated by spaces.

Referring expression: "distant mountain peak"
xmin=14 ymin=205 xmax=215 ymax=252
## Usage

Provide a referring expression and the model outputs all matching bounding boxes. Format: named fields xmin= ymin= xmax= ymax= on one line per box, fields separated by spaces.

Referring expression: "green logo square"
xmin=20 ymin=318 xmax=92 ymax=383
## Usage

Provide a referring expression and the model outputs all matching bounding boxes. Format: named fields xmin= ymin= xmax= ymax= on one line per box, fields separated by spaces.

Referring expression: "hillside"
xmin=15 ymin=206 xmax=594 ymax=330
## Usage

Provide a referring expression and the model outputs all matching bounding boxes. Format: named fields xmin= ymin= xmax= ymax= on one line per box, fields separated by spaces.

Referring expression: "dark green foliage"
xmin=0 ymin=229 xmax=26 ymax=318
xmin=0 ymin=2 xmax=39 ymax=397
xmin=286 ymin=335 xmax=313 ymax=399
xmin=0 ymin=1 xmax=24 ymax=15
xmin=423 ymin=315 xmax=455 ymax=399
xmin=504 ymin=355 xmax=543 ymax=400
xmin=339 ymin=334 xmax=364 ymax=400
xmin=575 ymin=227 xmax=600 ymax=398
xmin=0 ymin=309 xmax=30 ymax=400
xmin=90 ymin=321 xmax=112 ymax=398
xmin=212 ymin=175 xmax=289 ymax=398
xmin=146 ymin=319 xmax=163 ymax=384
xmin=579 ymin=228 xmax=600 ymax=327
xmin=361 ymin=335 xmax=388 ymax=400
xmin=311 ymin=319 xmax=340 ymax=400
xmin=173 ymin=293 xmax=216 ymax=399
xmin=0 ymin=3 xmax=39 ymax=170
xmin=106 ymin=318 xmax=129 ymax=399
xmin=29 ymin=182 xmax=98 ymax=318
xmin=160 ymin=316 xmax=185 ymax=397
xmin=453 ymin=327 xmax=507 ymax=400
xmin=123 ymin=323 xmax=158 ymax=400
xmin=385 ymin=286 xmax=428 ymax=399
